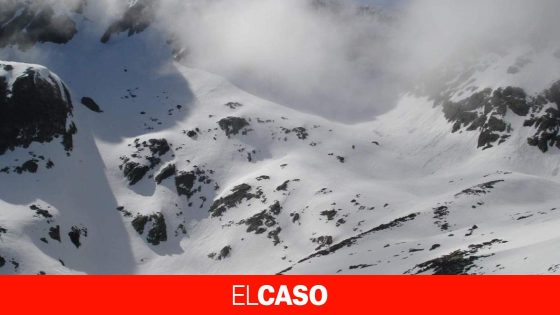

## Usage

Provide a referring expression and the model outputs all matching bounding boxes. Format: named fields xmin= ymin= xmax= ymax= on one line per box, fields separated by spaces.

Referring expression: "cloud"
xmin=5 ymin=0 xmax=560 ymax=122
xmin=156 ymin=0 xmax=398 ymax=121
xmin=153 ymin=0 xmax=560 ymax=122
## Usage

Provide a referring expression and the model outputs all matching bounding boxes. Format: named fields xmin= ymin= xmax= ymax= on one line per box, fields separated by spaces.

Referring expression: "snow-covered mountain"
xmin=2 ymin=0 xmax=560 ymax=274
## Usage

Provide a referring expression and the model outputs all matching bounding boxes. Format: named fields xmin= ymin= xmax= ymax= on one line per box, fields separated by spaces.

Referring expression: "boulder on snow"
xmin=80 ymin=97 xmax=103 ymax=113
xmin=218 ymin=116 xmax=250 ymax=137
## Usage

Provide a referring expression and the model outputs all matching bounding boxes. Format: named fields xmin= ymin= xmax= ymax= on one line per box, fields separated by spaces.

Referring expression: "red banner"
xmin=0 ymin=276 xmax=555 ymax=314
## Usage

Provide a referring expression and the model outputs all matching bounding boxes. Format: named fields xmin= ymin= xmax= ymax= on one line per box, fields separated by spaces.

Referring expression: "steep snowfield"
xmin=2 ymin=1 xmax=560 ymax=274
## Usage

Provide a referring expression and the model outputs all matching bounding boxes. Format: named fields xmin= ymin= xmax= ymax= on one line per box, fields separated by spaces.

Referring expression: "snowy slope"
xmin=2 ymin=1 xmax=560 ymax=274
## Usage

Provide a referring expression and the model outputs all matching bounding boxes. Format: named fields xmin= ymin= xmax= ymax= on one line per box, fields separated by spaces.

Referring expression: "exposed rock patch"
xmin=239 ymin=201 xmax=284 ymax=246
xmin=120 ymin=138 xmax=171 ymax=185
xmin=209 ymin=184 xmax=260 ymax=217
xmin=208 ymin=245 xmax=232 ymax=260
xmin=456 ymin=180 xmax=504 ymax=197
xmin=101 ymin=0 xmax=156 ymax=43
xmin=438 ymin=80 xmax=560 ymax=153
xmin=0 ymin=2 xmax=78 ymax=49
xmin=131 ymin=212 xmax=167 ymax=246
xmin=49 ymin=225 xmax=61 ymax=242
xmin=174 ymin=167 xmax=214 ymax=201
xmin=218 ymin=116 xmax=250 ymax=137
xmin=68 ymin=226 xmax=87 ymax=248
xmin=406 ymin=239 xmax=507 ymax=275
xmin=155 ymin=163 xmax=176 ymax=184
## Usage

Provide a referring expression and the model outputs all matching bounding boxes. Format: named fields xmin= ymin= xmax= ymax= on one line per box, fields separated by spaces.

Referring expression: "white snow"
xmin=2 ymin=3 xmax=560 ymax=275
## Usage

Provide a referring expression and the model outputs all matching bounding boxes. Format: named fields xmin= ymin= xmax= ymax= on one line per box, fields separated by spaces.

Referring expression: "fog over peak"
xmin=5 ymin=0 xmax=560 ymax=122
xmin=146 ymin=0 xmax=559 ymax=121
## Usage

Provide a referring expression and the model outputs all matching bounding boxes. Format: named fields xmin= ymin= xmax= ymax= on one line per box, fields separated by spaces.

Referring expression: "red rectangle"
xmin=0 ymin=276 xmax=555 ymax=314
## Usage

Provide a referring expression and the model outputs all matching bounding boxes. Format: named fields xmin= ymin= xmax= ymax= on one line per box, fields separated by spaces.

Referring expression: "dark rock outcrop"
xmin=406 ymin=239 xmax=507 ymax=275
xmin=174 ymin=167 xmax=214 ymax=201
xmin=209 ymin=184 xmax=259 ymax=217
xmin=101 ymin=0 xmax=156 ymax=43
xmin=437 ymin=79 xmax=560 ymax=153
xmin=525 ymin=81 xmax=560 ymax=152
xmin=49 ymin=225 xmax=61 ymax=242
xmin=122 ymin=161 xmax=150 ymax=186
xmin=155 ymin=164 xmax=176 ymax=184
xmin=0 ymin=1 xmax=78 ymax=49
xmin=0 ymin=64 xmax=76 ymax=155
xmin=131 ymin=212 xmax=167 ymax=246
xmin=218 ymin=117 xmax=250 ymax=137
xmin=119 ymin=138 xmax=171 ymax=185
xmin=442 ymin=87 xmax=521 ymax=149
xmin=80 ymin=97 xmax=103 ymax=113
xmin=239 ymin=201 xmax=283 ymax=245
xmin=68 ymin=226 xmax=87 ymax=248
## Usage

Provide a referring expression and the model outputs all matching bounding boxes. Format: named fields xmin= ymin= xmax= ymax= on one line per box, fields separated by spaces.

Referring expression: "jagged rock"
xmin=119 ymin=138 xmax=172 ymax=184
xmin=146 ymin=213 xmax=167 ymax=246
xmin=208 ymin=245 xmax=233 ymax=260
xmin=175 ymin=171 xmax=196 ymax=197
xmin=172 ymin=167 xmax=215 ymax=203
xmin=155 ymin=164 xmax=176 ymax=184
xmin=17 ymin=160 xmax=39 ymax=173
xmin=294 ymin=213 xmax=420 ymax=265
xmin=210 ymin=184 xmax=258 ymax=217
xmin=276 ymin=180 xmax=289 ymax=191
xmin=269 ymin=201 xmax=282 ymax=215
xmin=320 ymin=209 xmax=337 ymax=221
xmin=244 ymin=210 xmax=277 ymax=234
xmin=68 ymin=226 xmax=87 ymax=248
xmin=29 ymin=205 xmax=52 ymax=218
xmin=525 ymin=81 xmax=560 ymax=152
xmin=101 ymin=0 xmax=156 ymax=43
xmin=312 ymin=235 xmax=333 ymax=250
xmin=438 ymin=80 xmax=560 ymax=153
xmin=122 ymin=161 xmax=150 ymax=186
xmin=131 ymin=212 xmax=167 ymax=245
xmin=131 ymin=215 xmax=149 ymax=235
xmin=49 ymin=225 xmax=61 ymax=242
xmin=292 ymin=127 xmax=309 ymax=140
xmin=218 ymin=117 xmax=250 ymax=137
xmin=433 ymin=206 xmax=450 ymax=231
xmin=442 ymin=87 xmax=522 ymax=149
xmin=146 ymin=139 xmax=170 ymax=156
xmin=407 ymin=239 xmax=507 ymax=275
xmin=268 ymin=227 xmax=282 ymax=246
xmin=218 ymin=245 xmax=232 ymax=259
xmin=238 ymin=202 xmax=283 ymax=245
xmin=456 ymin=180 xmax=504 ymax=197
xmin=412 ymin=250 xmax=483 ymax=275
